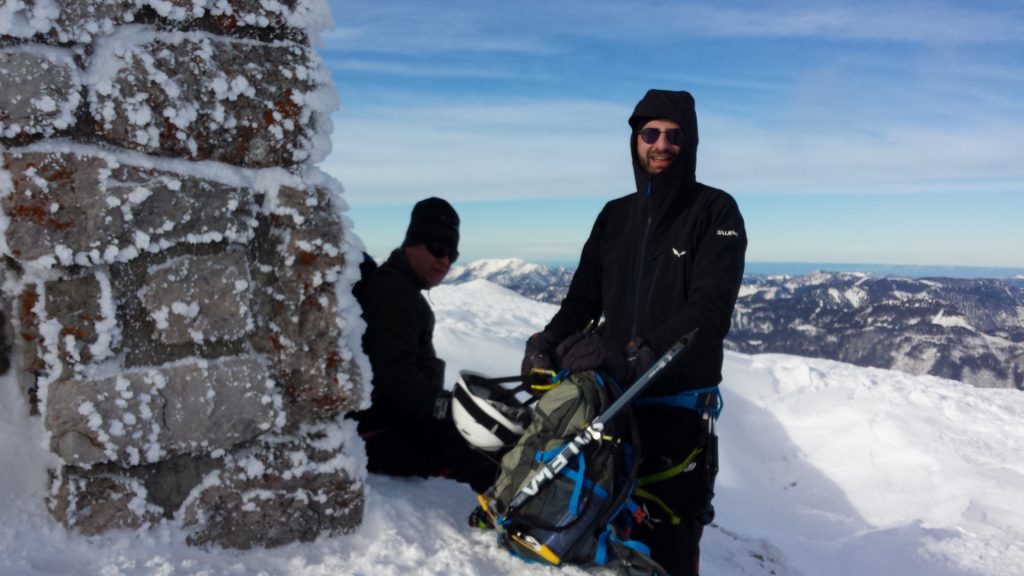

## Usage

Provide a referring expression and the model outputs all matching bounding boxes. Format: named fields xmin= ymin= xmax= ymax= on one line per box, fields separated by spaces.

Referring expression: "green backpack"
xmin=478 ymin=371 xmax=667 ymax=575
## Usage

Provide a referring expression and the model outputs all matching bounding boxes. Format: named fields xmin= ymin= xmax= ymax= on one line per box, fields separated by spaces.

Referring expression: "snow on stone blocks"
xmin=0 ymin=1 xmax=136 ymax=44
xmin=179 ymin=419 xmax=365 ymax=549
xmin=0 ymin=47 xmax=82 ymax=142
xmin=46 ymin=355 xmax=282 ymax=467
xmin=42 ymin=272 xmax=117 ymax=372
xmin=0 ymin=1 xmax=330 ymax=44
xmin=1 ymin=0 xmax=367 ymax=548
xmin=1 ymin=148 xmax=258 ymax=265
xmin=48 ymin=471 xmax=165 ymax=536
xmin=86 ymin=29 xmax=330 ymax=168
xmin=139 ymin=251 xmax=254 ymax=346
xmin=249 ymin=184 xmax=364 ymax=421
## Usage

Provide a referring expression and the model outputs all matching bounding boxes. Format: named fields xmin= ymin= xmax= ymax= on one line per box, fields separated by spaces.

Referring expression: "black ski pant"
xmin=358 ymin=414 xmax=498 ymax=494
xmin=632 ymin=405 xmax=718 ymax=576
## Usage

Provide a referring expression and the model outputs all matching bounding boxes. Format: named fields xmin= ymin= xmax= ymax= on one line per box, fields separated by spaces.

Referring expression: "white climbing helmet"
xmin=452 ymin=371 xmax=534 ymax=452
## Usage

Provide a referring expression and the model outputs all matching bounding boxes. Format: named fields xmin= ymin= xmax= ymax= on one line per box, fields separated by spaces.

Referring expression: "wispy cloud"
xmin=328 ymin=0 xmax=1024 ymax=55
xmin=321 ymin=0 xmax=1024 ymax=266
xmin=657 ymin=1 xmax=1024 ymax=44
xmin=322 ymin=93 xmax=1024 ymax=207
xmin=323 ymin=98 xmax=634 ymax=206
xmin=323 ymin=1 xmax=555 ymax=55
xmin=701 ymin=113 xmax=1024 ymax=196
xmin=324 ymin=58 xmax=519 ymax=79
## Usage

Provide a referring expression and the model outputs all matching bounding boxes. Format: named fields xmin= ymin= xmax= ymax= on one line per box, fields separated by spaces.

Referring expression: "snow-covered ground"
xmin=2 ymin=279 xmax=1023 ymax=575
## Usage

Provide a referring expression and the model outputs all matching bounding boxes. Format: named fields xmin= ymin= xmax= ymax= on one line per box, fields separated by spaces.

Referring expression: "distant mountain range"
xmin=446 ymin=258 xmax=575 ymax=304
xmin=446 ymin=259 xmax=1024 ymax=390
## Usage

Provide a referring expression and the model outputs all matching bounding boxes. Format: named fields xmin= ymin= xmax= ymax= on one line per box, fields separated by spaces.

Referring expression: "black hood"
xmin=628 ymin=90 xmax=699 ymax=213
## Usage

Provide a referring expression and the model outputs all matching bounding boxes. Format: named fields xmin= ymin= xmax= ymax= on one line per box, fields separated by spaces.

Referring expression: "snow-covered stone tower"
xmin=0 ymin=0 xmax=370 ymax=548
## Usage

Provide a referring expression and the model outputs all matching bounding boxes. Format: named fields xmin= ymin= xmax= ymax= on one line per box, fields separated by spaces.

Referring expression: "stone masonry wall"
xmin=0 ymin=0 xmax=370 ymax=548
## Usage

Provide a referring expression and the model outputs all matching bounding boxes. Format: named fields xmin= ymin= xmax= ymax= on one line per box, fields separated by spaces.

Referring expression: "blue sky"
xmin=317 ymin=0 xmax=1024 ymax=268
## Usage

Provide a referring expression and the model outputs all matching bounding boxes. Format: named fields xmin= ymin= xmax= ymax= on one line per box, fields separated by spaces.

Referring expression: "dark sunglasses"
xmin=426 ymin=240 xmax=459 ymax=263
xmin=637 ymin=127 xmax=684 ymax=146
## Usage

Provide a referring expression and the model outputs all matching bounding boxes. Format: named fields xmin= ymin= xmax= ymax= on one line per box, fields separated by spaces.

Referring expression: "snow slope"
xmin=2 ymin=279 xmax=1023 ymax=575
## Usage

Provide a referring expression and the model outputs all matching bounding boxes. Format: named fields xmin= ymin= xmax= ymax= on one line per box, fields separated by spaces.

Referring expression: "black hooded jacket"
xmin=353 ymin=248 xmax=445 ymax=430
xmin=542 ymin=90 xmax=747 ymax=394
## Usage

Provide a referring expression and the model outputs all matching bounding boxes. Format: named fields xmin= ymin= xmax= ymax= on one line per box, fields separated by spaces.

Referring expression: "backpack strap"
xmin=597 ymin=531 xmax=671 ymax=576
xmin=635 ymin=385 xmax=724 ymax=419
xmin=639 ymin=445 xmax=703 ymax=486
xmin=461 ymin=374 xmax=537 ymax=404
xmin=463 ymin=371 xmax=575 ymax=405
xmin=596 ymin=524 xmax=675 ymax=576
xmin=534 ymin=446 xmax=611 ymax=516
xmin=632 ymin=487 xmax=682 ymax=526
xmin=595 ymin=528 xmax=653 ymax=565
xmin=633 ymin=440 xmax=712 ymax=525
xmin=632 ymin=388 xmax=720 ymax=525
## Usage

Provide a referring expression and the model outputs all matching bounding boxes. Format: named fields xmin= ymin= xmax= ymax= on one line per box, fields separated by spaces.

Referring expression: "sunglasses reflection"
xmin=427 ymin=241 xmax=459 ymax=263
xmin=638 ymin=128 xmax=683 ymax=146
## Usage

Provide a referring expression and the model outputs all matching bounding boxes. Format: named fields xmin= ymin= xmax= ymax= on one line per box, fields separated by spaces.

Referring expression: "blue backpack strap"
xmin=535 ymin=445 xmax=607 ymax=516
xmin=568 ymin=452 xmax=585 ymax=515
xmin=635 ymin=385 xmax=724 ymax=418
xmin=595 ymin=527 xmax=654 ymax=566
xmin=594 ymin=528 xmax=613 ymax=565
xmin=561 ymin=460 xmax=610 ymax=502
xmin=611 ymin=533 xmax=652 ymax=557
xmin=535 ymin=444 xmax=564 ymax=463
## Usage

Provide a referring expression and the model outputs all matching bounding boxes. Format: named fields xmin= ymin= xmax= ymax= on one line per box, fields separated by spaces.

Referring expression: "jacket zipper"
xmin=630 ymin=180 xmax=653 ymax=338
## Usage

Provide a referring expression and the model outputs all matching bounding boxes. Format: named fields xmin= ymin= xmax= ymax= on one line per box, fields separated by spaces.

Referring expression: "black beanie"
xmin=402 ymin=197 xmax=460 ymax=250
xmin=628 ymin=89 xmax=698 ymax=150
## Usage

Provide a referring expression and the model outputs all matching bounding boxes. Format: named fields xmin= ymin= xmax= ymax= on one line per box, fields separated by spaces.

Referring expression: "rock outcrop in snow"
xmin=1 ymin=0 xmax=369 ymax=548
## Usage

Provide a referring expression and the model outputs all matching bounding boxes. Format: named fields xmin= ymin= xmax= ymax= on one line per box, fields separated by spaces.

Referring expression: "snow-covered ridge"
xmin=732 ymin=273 xmax=1024 ymax=389
xmin=446 ymin=257 xmax=575 ymax=304
xmin=451 ymin=259 xmax=1024 ymax=389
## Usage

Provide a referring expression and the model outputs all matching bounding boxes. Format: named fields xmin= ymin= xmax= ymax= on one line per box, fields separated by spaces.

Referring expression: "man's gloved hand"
xmin=552 ymin=332 xmax=585 ymax=364
xmin=623 ymin=338 xmax=657 ymax=384
xmin=432 ymin=389 xmax=452 ymax=421
xmin=556 ymin=333 xmax=627 ymax=383
xmin=521 ymin=331 xmax=560 ymax=376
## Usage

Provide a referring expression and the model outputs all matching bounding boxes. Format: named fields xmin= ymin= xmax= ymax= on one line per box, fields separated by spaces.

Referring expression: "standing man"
xmin=354 ymin=197 xmax=494 ymax=493
xmin=522 ymin=90 xmax=746 ymax=575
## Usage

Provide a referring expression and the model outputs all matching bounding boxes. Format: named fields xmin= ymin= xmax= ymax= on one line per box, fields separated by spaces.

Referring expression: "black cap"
xmin=402 ymin=197 xmax=460 ymax=251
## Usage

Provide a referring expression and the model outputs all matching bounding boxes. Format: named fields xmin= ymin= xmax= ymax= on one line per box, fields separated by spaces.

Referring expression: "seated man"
xmin=352 ymin=197 xmax=495 ymax=492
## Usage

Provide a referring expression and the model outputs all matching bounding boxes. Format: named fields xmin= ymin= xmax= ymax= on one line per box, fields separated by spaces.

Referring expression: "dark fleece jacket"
xmin=353 ymin=248 xmax=445 ymax=428
xmin=541 ymin=89 xmax=747 ymax=393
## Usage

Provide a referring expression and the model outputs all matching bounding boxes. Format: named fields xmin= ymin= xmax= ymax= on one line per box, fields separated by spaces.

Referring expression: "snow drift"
xmin=2 ymin=279 xmax=1022 ymax=575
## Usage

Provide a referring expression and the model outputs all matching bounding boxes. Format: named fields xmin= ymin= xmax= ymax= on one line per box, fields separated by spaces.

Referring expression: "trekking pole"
xmin=505 ymin=328 xmax=699 ymax=512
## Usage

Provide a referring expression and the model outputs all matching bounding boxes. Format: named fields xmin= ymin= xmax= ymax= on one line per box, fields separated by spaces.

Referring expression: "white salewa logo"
xmin=717 ymin=229 xmax=739 ymax=237
xmin=672 ymin=248 xmax=686 ymax=257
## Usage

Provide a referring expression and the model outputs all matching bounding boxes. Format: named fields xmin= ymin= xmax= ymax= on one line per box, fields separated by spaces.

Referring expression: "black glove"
xmin=623 ymin=338 xmax=657 ymax=384
xmin=432 ymin=389 xmax=452 ymax=421
xmin=521 ymin=331 xmax=560 ymax=376
xmin=552 ymin=332 xmax=585 ymax=365
xmin=556 ymin=333 xmax=627 ymax=383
